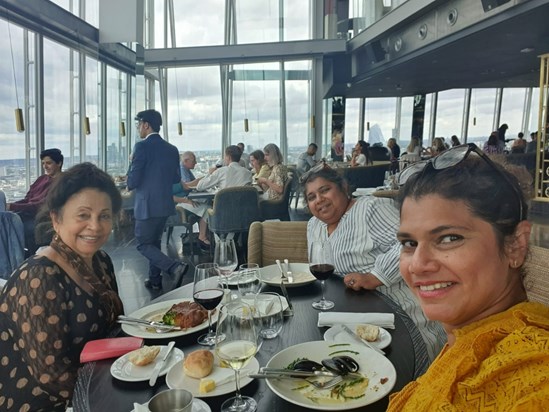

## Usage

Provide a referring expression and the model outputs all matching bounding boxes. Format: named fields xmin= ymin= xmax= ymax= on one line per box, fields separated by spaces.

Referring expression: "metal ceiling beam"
xmin=143 ymin=39 xmax=347 ymax=68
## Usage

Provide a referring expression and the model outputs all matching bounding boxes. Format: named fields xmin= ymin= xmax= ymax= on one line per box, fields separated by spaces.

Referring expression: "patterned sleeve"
xmin=367 ymin=198 xmax=402 ymax=286
xmin=4 ymin=261 xmax=76 ymax=402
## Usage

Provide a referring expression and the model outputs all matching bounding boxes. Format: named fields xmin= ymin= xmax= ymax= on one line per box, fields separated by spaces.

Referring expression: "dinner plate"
xmin=260 ymin=263 xmax=316 ymax=288
xmin=323 ymin=324 xmax=392 ymax=350
xmin=166 ymin=356 xmax=260 ymax=398
xmin=121 ymin=298 xmax=218 ymax=339
xmin=110 ymin=346 xmax=184 ymax=382
xmin=265 ymin=341 xmax=396 ymax=410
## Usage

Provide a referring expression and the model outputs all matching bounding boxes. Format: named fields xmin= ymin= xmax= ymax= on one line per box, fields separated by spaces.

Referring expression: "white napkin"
xmin=132 ymin=402 xmax=149 ymax=412
xmin=242 ymin=296 xmax=274 ymax=315
xmin=318 ymin=312 xmax=395 ymax=329
xmin=207 ymin=366 xmax=235 ymax=387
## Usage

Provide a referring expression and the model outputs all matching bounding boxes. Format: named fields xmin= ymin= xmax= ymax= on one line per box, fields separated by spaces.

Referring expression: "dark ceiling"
xmin=332 ymin=0 xmax=549 ymax=98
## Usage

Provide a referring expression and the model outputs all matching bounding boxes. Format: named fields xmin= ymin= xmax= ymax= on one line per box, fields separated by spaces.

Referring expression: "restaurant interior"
xmin=1 ymin=0 xmax=549 ymax=410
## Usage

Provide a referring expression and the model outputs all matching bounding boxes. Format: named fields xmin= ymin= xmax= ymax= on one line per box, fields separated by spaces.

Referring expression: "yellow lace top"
xmin=387 ymin=302 xmax=549 ymax=411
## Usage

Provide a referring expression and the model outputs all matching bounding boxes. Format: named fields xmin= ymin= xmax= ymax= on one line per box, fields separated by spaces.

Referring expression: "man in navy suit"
xmin=127 ymin=109 xmax=188 ymax=290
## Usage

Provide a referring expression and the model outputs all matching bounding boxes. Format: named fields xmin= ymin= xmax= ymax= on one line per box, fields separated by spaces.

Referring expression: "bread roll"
xmin=183 ymin=350 xmax=214 ymax=378
xmin=355 ymin=324 xmax=380 ymax=342
xmin=128 ymin=345 xmax=161 ymax=366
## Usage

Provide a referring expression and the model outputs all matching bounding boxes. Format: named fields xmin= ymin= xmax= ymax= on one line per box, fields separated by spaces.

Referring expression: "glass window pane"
xmin=43 ymin=38 xmax=74 ymax=168
xmin=365 ymin=97 xmax=397 ymax=146
xmin=501 ymin=88 xmax=527 ymax=139
xmin=106 ymin=67 xmax=128 ymax=176
xmin=231 ymin=62 xmax=281 ymax=154
xmin=171 ymin=0 xmax=224 ymax=46
xmin=285 ymin=60 xmax=311 ymax=164
xmin=435 ymin=89 xmax=466 ymax=145
xmin=236 ymin=0 xmax=279 ymax=43
xmin=468 ymin=88 xmax=497 ymax=146
xmin=85 ymin=56 xmax=101 ymax=165
xmin=344 ymin=99 xmax=360 ymax=157
xmin=529 ymin=87 xmax=540 ymax=134
xmin=166 ymin=66 xmax=222 ymax=174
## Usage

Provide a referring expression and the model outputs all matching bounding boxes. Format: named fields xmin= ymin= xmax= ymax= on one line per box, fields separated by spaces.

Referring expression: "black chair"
xmin=208 ymin=186 xmax=263 ymax=238
xmin=164 ymin=205 xmax=200 ymax=258
xmin=260 ymin=178 xmax=292 ymax=221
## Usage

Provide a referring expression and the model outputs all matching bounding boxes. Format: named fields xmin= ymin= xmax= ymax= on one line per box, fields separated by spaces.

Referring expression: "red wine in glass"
xmin=194 ymin=288 xmax=224 ymax=311
xmin=310 ymin=264 xmax=335 ymax=281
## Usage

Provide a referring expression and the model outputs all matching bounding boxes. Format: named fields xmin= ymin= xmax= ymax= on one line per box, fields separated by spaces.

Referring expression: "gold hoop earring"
xmin=512 ymin=260 xmax=518 ymax=268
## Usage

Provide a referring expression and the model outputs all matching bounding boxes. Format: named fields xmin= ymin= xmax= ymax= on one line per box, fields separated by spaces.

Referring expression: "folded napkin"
xmin=132 ymin=402 xmax=149 ymax=412
xmin=318 ymin=312 xmax=395 ymax=329
xmin=207 ymin=366 xmax=235 ymax=387
xmin=242 ymin=296 xmax=274 ymax=316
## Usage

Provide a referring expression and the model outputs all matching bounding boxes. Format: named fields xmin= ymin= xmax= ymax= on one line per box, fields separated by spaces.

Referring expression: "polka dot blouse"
xmin=0 ymin=251 xmax=122 ymax=411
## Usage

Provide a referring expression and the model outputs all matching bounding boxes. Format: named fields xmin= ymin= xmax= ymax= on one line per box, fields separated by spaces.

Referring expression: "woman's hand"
xmin=344 ymin=272 xmax=383 ymax=291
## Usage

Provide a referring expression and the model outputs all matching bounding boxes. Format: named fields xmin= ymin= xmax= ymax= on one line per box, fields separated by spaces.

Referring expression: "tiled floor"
xmin=106 ymin=206 xmax=549 ymax=315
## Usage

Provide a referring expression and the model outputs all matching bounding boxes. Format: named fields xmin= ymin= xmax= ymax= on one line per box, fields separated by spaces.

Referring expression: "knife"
xmin=340 ymin=324 xmax=385 ymax=355
xmin=283 ymin=259 xmax=294 ymax=283
xmin=149 ymin=341 xmax=175 ymax=386
xmin=276 ymin=260 xmax=294 ymax=317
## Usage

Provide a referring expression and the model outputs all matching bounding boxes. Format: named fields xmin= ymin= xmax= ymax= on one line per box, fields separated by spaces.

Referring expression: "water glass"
xmin=254 ymin=292 xmax=284 ymax=339
xmin=237 ymin=263 xmax=261 ymax=297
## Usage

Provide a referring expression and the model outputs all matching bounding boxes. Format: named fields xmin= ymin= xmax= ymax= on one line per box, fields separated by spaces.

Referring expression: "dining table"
xmin=73 ymin=275 xmax=428 ymax=412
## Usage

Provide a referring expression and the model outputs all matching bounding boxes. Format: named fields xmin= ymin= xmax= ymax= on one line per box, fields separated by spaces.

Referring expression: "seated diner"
xmin=388 ymin=144 xmax=549 ymax=410
xmin=304 ymin=167 xmax=446 ymax=361
xmin=257 ymin=143 xmax=288 ymax=201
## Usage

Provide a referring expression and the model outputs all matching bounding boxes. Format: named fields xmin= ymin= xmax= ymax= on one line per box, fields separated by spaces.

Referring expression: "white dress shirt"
xmin=196 ymin=162 xmax=252 ymax=192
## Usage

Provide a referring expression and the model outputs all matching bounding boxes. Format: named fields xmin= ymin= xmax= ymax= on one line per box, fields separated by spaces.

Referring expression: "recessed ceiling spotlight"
xmin=394 ymin=37 xmax=402 ymax=52
xmin=447 ymin=8 xmax=458 ymax=26
xmin=418 ymin=24 xmax=428 ymax=40
xmin=520 ymin=47 xmax=535 ymax=53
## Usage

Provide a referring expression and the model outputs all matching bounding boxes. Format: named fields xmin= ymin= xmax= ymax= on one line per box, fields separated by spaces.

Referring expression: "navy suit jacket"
xmin=127 ymin=134 xmax=181 ymax=220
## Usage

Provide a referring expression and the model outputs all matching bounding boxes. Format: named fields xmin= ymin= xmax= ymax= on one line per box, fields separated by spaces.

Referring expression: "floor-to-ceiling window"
xmin=84 ymin=56 xmax=101 ymax=165
xmin=106 ymin=67 xmax=128 ymax=176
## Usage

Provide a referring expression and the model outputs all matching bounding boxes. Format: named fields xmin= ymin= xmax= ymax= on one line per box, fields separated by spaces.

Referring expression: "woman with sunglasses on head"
xmin=304 ymin=167 xmax=446 ymax=362
xmin=388 ymin=144 xmax=549 ymax=410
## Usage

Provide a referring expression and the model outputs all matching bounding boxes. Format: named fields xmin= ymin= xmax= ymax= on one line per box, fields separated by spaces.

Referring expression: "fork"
xmin=307 ymin=375 xmax=344 ymax=389
xmin=275 ymin=260 xmax=294 ymax=316
xmin=117 ymin=315 xmax=181 ymax=333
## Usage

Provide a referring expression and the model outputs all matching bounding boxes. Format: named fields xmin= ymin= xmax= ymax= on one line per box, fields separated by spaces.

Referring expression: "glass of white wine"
xmin=215 ymin=301 xmax=257 ymax=412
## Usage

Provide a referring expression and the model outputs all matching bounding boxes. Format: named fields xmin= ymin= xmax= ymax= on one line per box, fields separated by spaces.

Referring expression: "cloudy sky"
xmin=0 ymin=0 xmax=540 ymax=163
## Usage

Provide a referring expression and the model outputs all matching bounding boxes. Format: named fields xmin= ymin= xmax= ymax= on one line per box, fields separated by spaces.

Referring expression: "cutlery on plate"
xmin=116 ymin=320 xmax=181 ymax=333
xmin=340 ymin=324 xmax=385 ymax=355
xmin=275 ymin=260 xmax=294 ymax=317
xmin=149 ymin=341 xmax=175 ymax=386
xmin=118 ymin=315 xmax=171 ymax=327
xmin=283 ymin=258 xmax=294 ymax=283
xmin=248 ymin=373 xmax=344 ymax=389
xmin=257 ymin=369 xmax=337 ymax=377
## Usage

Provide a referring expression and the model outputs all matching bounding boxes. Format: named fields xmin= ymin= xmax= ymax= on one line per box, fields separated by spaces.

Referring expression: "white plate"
xmin=265 ymin=341 xmax=396 ymax=410
xmin=241 ymin=296 xmax=290 ymax=314
xmin=131 ymin=398 xmax=211 ymax=412
xmin=110 ymin=346 xmax=184 ymax=382
xmin=323 ymin=325 xmax=392 ymax=350
xmin=121 ymin=298 xmax=217 ymax=340
xmin=260 ymin=263 xmax=316 ymax=288
xmin=166 ymin=357 xmax=260 ymax=398
xmin=352 ymin=187 xmax=377 ymax=197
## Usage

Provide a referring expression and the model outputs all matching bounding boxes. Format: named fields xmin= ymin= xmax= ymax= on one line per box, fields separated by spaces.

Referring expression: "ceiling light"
xmin=520 ymin=47 xmax=534 ymax=53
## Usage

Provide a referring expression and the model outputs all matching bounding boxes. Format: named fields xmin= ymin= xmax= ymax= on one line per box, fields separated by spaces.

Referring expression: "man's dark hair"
xmin=135 ymin=109 xmax=163 ymax=132
xmin=225 ymin=145 xmax=242 ymax=162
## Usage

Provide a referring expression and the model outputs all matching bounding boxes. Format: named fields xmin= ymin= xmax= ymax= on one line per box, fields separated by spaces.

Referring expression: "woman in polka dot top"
xmin=0 ymin=163 xmax=124 ymax=411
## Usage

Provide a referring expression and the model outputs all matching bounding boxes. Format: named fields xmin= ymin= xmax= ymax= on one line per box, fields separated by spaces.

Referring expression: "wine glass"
xmin=214 ymin=237 xmax=238 ymax=299
xmin=215 ymin=301 xmax=258 ymax=412
xmin=309 ymin=240 xmax=335 ymax=310
xmin=193 ymin=263 xmax=224 ymax=346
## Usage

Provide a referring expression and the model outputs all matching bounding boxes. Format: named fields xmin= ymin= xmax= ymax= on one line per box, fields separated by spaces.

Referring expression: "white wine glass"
xmin=215 ymin=301 xmax=257 ymax=412
xmin=214 ymin=237 xmax=238 ymax=300
xmin=193 ymin=263 xmax=224 ymax=346
xmin=309 ymin=240 xmax=335 ymax=310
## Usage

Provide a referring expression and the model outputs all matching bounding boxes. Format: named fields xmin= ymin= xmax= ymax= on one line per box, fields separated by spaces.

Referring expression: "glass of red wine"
xmin=309 ymin=240 xmax=335 ymax=310
xmin=193 ymin=263 xmax=224 ymax=346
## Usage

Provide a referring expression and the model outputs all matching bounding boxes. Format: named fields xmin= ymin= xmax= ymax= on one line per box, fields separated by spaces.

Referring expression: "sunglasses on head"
xmin=398 ymin=143 xmax=525 ymax=221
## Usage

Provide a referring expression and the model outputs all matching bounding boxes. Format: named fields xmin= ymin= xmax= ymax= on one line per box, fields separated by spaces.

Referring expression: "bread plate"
xmin=110 ymin=345 xmax=184 ymax=382
xmin=166 ymin=357 xmax=260 ymax=398
xmin=260 ymin=263 xmax=316 ymax=288
xmin=323 ymin=324 xmax=392 ymax=350
xmin=121 ymin=298 xmax=218 ymax=340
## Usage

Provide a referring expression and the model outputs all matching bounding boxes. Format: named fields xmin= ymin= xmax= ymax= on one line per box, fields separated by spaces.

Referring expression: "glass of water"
xmin=237 ymin=263 xmax=261 ymax=297
xmin=254 ymin=292 xmax=284 ymax=339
